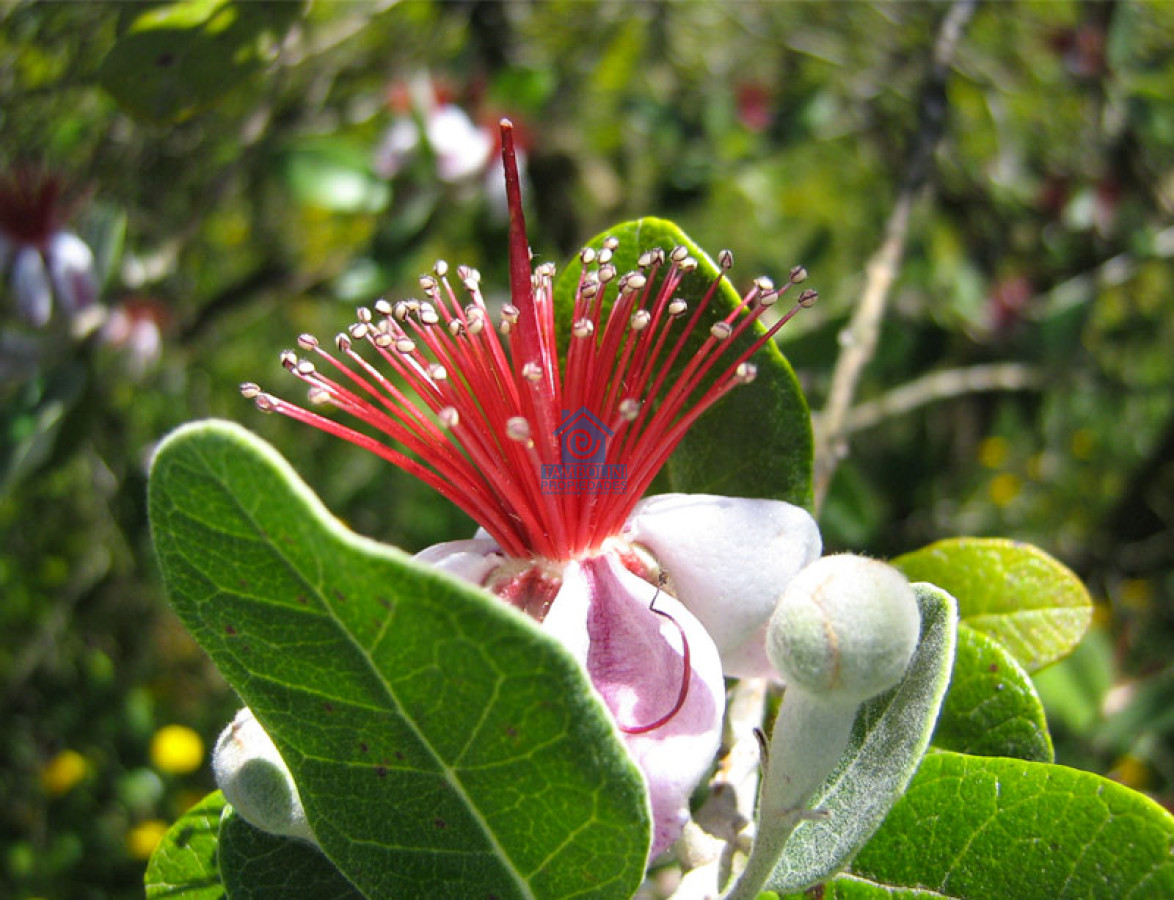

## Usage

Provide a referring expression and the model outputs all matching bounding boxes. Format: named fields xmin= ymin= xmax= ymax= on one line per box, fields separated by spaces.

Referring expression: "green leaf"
xmin=852 ymin=750 xmax=1174 ymax=898
xmin=764 ymin=583 xmax=958 ymax=893
xmin=932 ymin=624 xmax=1053 ymax=762
xmin=98 ymin=0 xmax=304 ymax=124
xmin=144 ymin=791 xmax=226 ymax=899
xmin=893 ymin=538 xmax=1093 ymax=672
xmin=148 ymin=420 xmax=650 ymax=899
xmin=219 ymin=807 xmax=362 ymax=899
xmin=552 ymin=217 xmax=814 ymax=508
xmin=778 ymin=871 xmax=956 ymax=898
xmin=282 ymin=137 xmax=391 ymax=214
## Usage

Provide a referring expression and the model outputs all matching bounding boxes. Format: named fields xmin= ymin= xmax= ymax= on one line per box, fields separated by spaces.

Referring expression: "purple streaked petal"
xmin=47 ymin=231 xmax=97 ymax=314
xmin=13 ymin=246 xmax=52 ymax=326
xmin=574 ymin=552 xmax=724 ymax=859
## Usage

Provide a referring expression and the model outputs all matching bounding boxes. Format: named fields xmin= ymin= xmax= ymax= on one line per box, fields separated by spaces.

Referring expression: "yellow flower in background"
xmin=977 ymin=435 xmax=1009 ymax=469
xmin=41 ymin=749 xmax=89 ymax=796
xmin=988 ymin=472 xmax=1021 ymax=507
xmin=126 ymin=819 xmax=169 ymax=860
xmin=149 ymin=724 xmax=204 ymax=775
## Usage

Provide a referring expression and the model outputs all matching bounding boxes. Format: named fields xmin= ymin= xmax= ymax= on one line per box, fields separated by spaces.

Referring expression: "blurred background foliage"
xmin=1 ymin=1 xmax=1172 ymax=896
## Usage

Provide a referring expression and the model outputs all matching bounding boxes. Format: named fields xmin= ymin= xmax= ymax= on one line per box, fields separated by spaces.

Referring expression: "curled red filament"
xmin=619 ymin=585 xmax=692 ymax=735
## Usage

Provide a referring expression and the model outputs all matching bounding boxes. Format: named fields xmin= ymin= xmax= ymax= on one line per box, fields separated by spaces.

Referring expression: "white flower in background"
xmin=0 ymin=169 xmax=98 ymax=327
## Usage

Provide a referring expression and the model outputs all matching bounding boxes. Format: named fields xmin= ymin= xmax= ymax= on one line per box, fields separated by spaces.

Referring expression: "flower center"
xmin=242 ymin=120 xmax=816 ymax=561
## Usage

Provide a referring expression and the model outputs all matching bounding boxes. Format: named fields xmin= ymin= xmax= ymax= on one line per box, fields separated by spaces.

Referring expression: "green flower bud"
xmin=767 ymin=554 xmax=920 ymax=706
xmin=212 ymin=708 xmax=315 ymax=843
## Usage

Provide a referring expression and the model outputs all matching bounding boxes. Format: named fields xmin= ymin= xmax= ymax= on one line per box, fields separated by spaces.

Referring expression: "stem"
xmin=723 ymin=690 xmax=857 ymax=900
xmin=813 ymin=0 xmax=976 ymax=512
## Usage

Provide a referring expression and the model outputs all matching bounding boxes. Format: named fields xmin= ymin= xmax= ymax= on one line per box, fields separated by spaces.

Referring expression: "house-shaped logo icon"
xmin=553 ymin=407 xmax=613 ymax=469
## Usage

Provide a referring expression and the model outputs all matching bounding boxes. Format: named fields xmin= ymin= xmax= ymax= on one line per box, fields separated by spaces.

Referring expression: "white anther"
xmin=580 ymin=246 xmax=597 ymax=265
xmin=599 ymin=264 xmax=616 ymax=283
xmin=624 ymin=273 xmax=647 ymax=292
xmin=335 ymin=333 xmax=351 ymax=352
xmin=736 ymin=362 xmax=758 ymax=384
xmin=374 ymin=332 xmax=392 ymax=348
xmin=506 ymin=417 xmax=532 ymax=442
xmin=374 ymin=299 xmax=393 ymax=316
xmin=630 ymin=309 xmax=651 ymax=331
xmin=295 ymin=360 xmax=316 ymax=376
xmin=710 ymin=321 xmax=733 ymax=340
xmin=637 ymin=251 xmax=654 ymax=268
xmin=395 ymin=337 xmax=416 ymax=354
xmin=572 ymin=319 xmax=595 ymax=339
xmin=598 ymin=247 xmax=613 ymax=265
xmin=438 ymin=407 xmax=460 ymax=428
xmin=280 ymin=350 xmax=298 ymax=368
xmin=501 ymin=304 xmax=520 ymax=324
xmin=434 ymin=260 xmax=448 ymax=278
xmin=240 ymin=382 xmax=261 ymax=398
xmin=671 ymin=245 xmax=689 ymax=263
xmin=619 ymin=398 xmax=642 ymax=420
xmin=522 ymin=362 xmax=543 ymax=382
xmin=668 ymin=299 xmax=688 ymax=317
xmin=419 ymin=303 xmax=439 ymax=326
xmin=297 ymin=333 xmax=318 ymax=350
xmin=349 ymin=322 xmax=369 ymax=341
xmin=429 ymin=364 xmax=448 ymax=381
xmin=798 ymin=288 xmax=819 ymax=308
xmin=603 ymin=236 xmax=619 ymax=251
xmin=790 ymin=265 xmax=808 ymax=284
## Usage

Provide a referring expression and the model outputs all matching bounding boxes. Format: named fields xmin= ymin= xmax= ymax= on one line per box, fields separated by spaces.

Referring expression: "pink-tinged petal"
xmin=47 ymin=231 xmax=97 ymax=314
xmin=577 ymin=552 xmax=724 ymax=859
xmin=13 ymin=246 xmax=52 ymax=326
xmin=623 ymin=493 xmax=821 ymax=679
xmin=413 ymin=538 xmax=503 ymax=585
xmin=373 ymin=117 xmax=421 ymax=179
xmin=427 ymin=105 xmax=492 ymax=182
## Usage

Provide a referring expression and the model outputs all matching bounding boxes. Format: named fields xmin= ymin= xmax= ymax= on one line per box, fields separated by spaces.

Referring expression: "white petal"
xmin=413 ymin=538 xmax=503 ymax=585
xmin=47 ymin=231 xmax=98 ymax=313
xmin=373 ymin=117 xmax=421 ymax=178
xmin=426 ymin=105 xmax=492 ymax=182
xmin=624 ymin=493 xmax=821 ymax=679
xmin=13 ymin=246 xmax=52 ymax=326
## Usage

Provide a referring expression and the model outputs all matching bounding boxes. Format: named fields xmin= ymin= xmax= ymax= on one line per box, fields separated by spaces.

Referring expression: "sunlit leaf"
xmin=933 ymin=624 xmax=1053 ymax=762
xmin=893 ymin=538 xmax=1093 ymax=672
xmin=852 ymin=750 xmax=1174 ymax=898
xmin=98 ymin=0 xmax=305 ymax=124
xmin=144 ymin=790 xmax=226 ymax=899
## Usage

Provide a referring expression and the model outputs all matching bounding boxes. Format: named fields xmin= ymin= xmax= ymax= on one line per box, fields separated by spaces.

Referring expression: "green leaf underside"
xmin=148 ymin=420 xmax=649 ymax=899
xmin=932 ymin=624 xmax=1053 ymax=762
xmin=852 ymin=750 xmax=1174 ymax=899
xmin=219 ymin=807 xmax=364 ymax=899
xmin=893 ymin=538 xmax=1093 ymax=672
xmin=764 ymin=583 xmax=958 ymax=893
xmin=551 ymin=217 xmax=814 ymax=509
xmin=99 ymin=0 xmax=304 ymax=124
xmin=145 ymin=790 xmax=227 ymax=899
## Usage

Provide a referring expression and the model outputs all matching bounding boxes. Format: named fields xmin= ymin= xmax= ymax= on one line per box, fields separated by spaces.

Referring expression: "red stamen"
xmin=245 ymin=119 xmax=814 ymax=561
